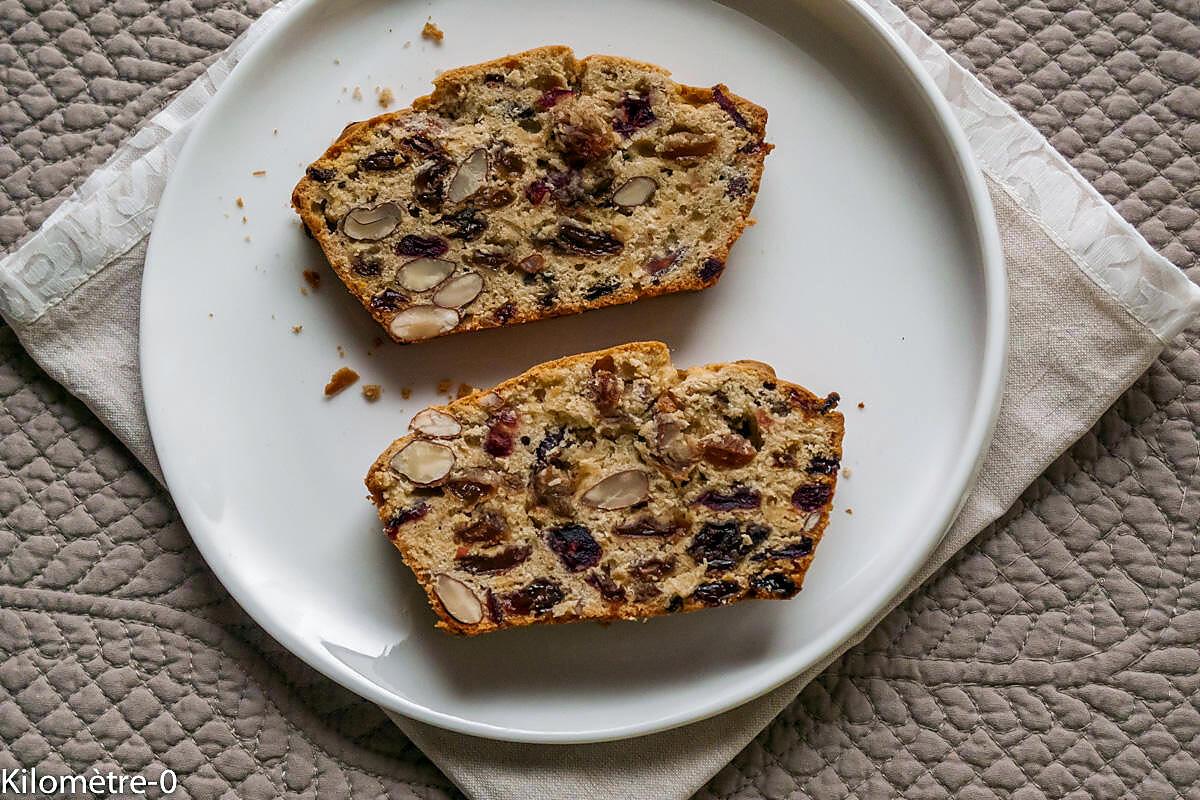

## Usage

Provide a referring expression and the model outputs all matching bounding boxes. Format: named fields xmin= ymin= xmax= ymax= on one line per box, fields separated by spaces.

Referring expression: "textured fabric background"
xmin=2 ymin=2 xmax=1199 ymax=799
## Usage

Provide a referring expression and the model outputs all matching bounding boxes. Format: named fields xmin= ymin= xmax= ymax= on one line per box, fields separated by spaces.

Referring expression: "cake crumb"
xmin=292 ymin=325 xmax=303 ymax=334
xmin=252 ymin=169 xmax=266 ymax=176
xmin=377 ymin=87 xmax=395 ymax=108
xmin=324 ymin=367 xmax=359 ymax=396
xmin=362 ymin=384 xmax=382 ymax=402
xmin=241 ymin=216 xmax=247 ymax=224
xmin=456 ymin=383 xmax=475 ymax=399
xmin=372 ymin=337 xmax=384 ymax=348
xmin=273 ymin=128 xmax=278 ymax=135
xmin=302 ymin=269 xmax=321 ymax=290
xmin=400 ymin=387 xmax=413 ymax=399
xmin=337 ymin=345 xmax=346 ymax=359
xmin=300 ymin=286 xmax=309 ymax=296
xmin=421 ymin=21 xmax=444 ymax=41
xmin=845 ymin=508 xmax=854 ymax=515
xmin=207 ymin=313 xmax=213 ymax=319
xmin=352 ymin=85 xmax=363 ymax=101
xmin=436 ymin=378 xmax=453 ymax=395
xmin=842 ymin=467 xmax=853 ymax=479
xmin=403 ymin=40 xmax=411 ymax=48
xmin=857 ymin=401 xmax=865 ymax=409
xmin=235 ymin=196 xmax=245 ymax=208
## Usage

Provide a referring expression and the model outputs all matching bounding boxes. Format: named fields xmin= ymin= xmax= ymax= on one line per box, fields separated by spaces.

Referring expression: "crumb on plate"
xmin=302 ymin=269 xmax=321 ymax=290
xmin=857 ymin=401 xmax=865 ymax=409
xmin=436 ymin=378 xmax=453 ymax=395
xmin=252 ymin=169 xmax=266 ymax=176
xmin=421 ymin=20 xmax=443 ymax=41
xmin=292 ymin=325 xmax=303 ymax=334
xmin=235 ymin=196 xmax=244 ymax=208
xmin=324 ymin=367 xmax=359 ymax=397
xmin=378 ymin=87 xmax=395 ymax=108
xmin=456 ymin=383 xmax=475 ymax=399
xmin=401 ymin=386 xmax=413 ymax=400
xmin=362 ymin=384 xmax=382 ymax=402
xmin=352 ymin=86 xmax=362 ymax=101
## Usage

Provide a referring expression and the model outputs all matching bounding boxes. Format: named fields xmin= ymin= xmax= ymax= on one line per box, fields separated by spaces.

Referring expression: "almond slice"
xmin=433 ymin=272 xmax=484 ymax=309
xmin=580 ymin=469 xmax=650 ymax=510
xmin=341 ymin=202 xmax=402 ymax=240
xmin=391 ymin=440 xmax=455 ymax=485
xmin=434 ymin=574 xmax=483 ymax=624
xmin=397 ymin=257 xmax=455 ymax=292
xmin=612 ymin=176 xmax=657 ymax=207
xmin=409 ymin=408 xmax=462 ymax=438
xmin=389 ymin=306 xmax=459 ymax=341
xmin=447 ymin=147 xmax=488 ymax=203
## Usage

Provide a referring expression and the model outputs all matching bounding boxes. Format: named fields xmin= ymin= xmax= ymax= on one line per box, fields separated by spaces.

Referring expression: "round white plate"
xmin=142 ymin=0 xmax=1005 ymax=743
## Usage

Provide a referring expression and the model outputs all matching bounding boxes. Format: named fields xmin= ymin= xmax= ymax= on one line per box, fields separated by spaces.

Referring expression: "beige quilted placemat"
xmin=3 ymin=1 xmax=1200 ymax=798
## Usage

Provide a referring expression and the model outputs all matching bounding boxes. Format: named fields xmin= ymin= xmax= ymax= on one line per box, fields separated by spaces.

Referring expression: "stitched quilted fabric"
xmin=2 ymin=1 xmax=1199 ymax=799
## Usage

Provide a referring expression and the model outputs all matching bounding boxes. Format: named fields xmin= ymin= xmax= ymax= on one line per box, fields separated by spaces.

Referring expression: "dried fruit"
xmin=693 ymin=580 xmax=741 ymax=605
xmin=589 ymin=360 xmax=624 ymax=415
xmin=384 ymin=502 xmax=429 ymax=537
xmin=361 ymin=149 xmax=403 ymax=171
xmin=467 ymin=247 xmax=513 ymax=269
xmin=645 ymin=249 xmax=684 ymax=276
xmin=493 ymin=145 xmax=525 ymax=175
xmin=687 ymin=521 xmax=769 ymax=571
xmin=698 ymin=257 xmax=725 ymax=281
xmin=552 ymin=96 xmax=617 ymax=163
xmin=370 ymin=288 xmax=407 ymax=311
xmin=531 ymin=464 xmax=576 ymax=516
xmin=447 ymin=147 xmax=488 ymax=203
xmin=341 ymin=203 xmax=402 ymax=241
xmin=503 ymin=578 xmax=565 ymax=616
xmin=389 ymin=306 xmax=459 ymax=341
xmin=409 ymin=408 xmax=462 ymax=438
xmin=726 ymin=175 xmax=749 ymax=198
xmin=454 ymin=510 xmax=509 ymax=544
xmin=544 ymin=524 xmax=602 ymax=571
xmin=701 ymin=433 xmax=757 ymax=468
xmin=585 ymin=569 xmax=626 ymax=601
xmin=584 ymin=278 xmax=620 ymax=300
xmin=696 ymin=485 xmax=761 ymax=511
xmin=484 ymin=408 xmax=518 ymax=457
xmin=492 ymin=302 xmax=517 ymax=324
xmin=434 ymin=574 xmax=483 ymax=624
xmin=518 ymin=253 xmax=546 ymax=274
xmin=753 ymin=537 xmax=814 ymax=561
xmin=612 ymin=93 xmax=655 ymax=136
xmin=554 ymin=222 xmax=624 ymax=256
xmin=397 ymin=257 xmax=455 ymax=291
xmin=612 ymin=176 xmax=657 ymax=207
xmin=629 ymin=556 xmax=676 ymax=579
xmin=808 ymin=455 xmax=840 ymax=475
xmin=446 ymin=468 xmax=501 ymax=504
xmin=525 ymin=179 xmax=551 ymax=205
xmin=791 ymin=483 xmax=832 ymax=511
xmin=438 ymin=207 xmax=488 ymax=240
xmin=351 ymin=254 xmax=383 ymax=277
xmin=433 ymin=272 xmax=484 ymax=308
xmin=456 ymin=544 xmax=532 ymax=575
xmin=535 ymin=87 xmax=574 ymax=110
xmin=614 ymin=515 xmax=685 ymax=538
xmin=403 ymin=135 xmax=441 ymax=157
xmin=395 ymin=235 xmax=450 ymax=257
xmin=581 ymin=469 xmax=650 ymax=510
xmin=414 ymin=157 xmax=452 ymax=207
xmin=750 ymin=572 xmax=798 ymax=597
xmin=657 ymin=131 xmax=718 ymax=160
xmin=306 ymin=166 xmax=336 ymax=182
xmin=390 ymin=440 xmax=455 ymax=485
xmin=654 ymin=415 xmax=700 ymax=474
xmin=711 ymin=85 xmax=752 ymax=130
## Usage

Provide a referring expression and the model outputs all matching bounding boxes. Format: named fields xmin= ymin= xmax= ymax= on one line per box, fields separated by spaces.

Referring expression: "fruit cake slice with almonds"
xmin=293 ymin=46 xmax=771 ymax=343
xmin=366 ymin=342 xmax=843 ymax=634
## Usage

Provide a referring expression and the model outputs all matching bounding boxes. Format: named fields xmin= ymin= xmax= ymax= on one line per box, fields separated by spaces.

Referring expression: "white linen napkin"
xmin=2 ymin=1 xmax=1197 ymax=798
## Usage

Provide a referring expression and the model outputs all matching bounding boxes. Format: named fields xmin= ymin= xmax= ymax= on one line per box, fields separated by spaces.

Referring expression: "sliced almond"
xmin=409 ymin=408 xmax=462 ymax=438
xmin=612 ymin=176 xmax=657 ymax=207
xmin=341 ymin=202 xmax=402 ymax=240
xmin=433 ymin=272 xmax=484 ymax=309
xmin=434 ymin=573 xmax=483 ymax=624
xmin=802 ymin=512 xmax=822 ymax=532
xmin=397 ymin=257 xmax=455 ymax=292
xmin=446 ymin=147 xmax=488 ymax=203
xmin=389 ymin=305 xmax=459 ymax=341
xmin=580 ymin=469 xmax=650 ymax=510
xmin=390 ymin=440 xmax=455 ymax=485
xmin=477 ymin=392 xmax=504 ymax=411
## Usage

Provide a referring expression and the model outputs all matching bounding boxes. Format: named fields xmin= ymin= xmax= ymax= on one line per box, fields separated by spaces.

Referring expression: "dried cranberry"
xmin=711 ymin=85 xmax=751 ymax=130
xmin=545 ymin=524 xmax=601 ymax=572
xmin=807 ymin=456 xmax=840 ymax=475
xmin=454 ymin=511 xmax=508 ymax=544
xmin=750 ymin=572 xmax=798 ymax=597
xmin=455 ymin=544 xmax=531 ymax=575
xmin=695 ymin=485 xmax=761 ymax=511
xmin=370 ymin=288 xmax=407 ymax=311
xmin=526 ymin=179 xmax=552 ymax=206
xmin=693 ymin=580 xmax=741 ymax=606
xmin=645 ymin=249 xmax=683 ymax=276
xmin=554 ymin=222 xmax=624 ymax=256
xmin=492 ymin=302 xmax=517 ymax=324
xmin=698 ymin=257 xmax=725 ymax=282
xmin=701 ymin=434 xmax=757 ymax=468
xmin=504 ymin=578 xmax=565 ymax=615
xmin=630 ymin=556 xmax=677 ymax=580
xmin=351 ymin=255 xmax=382 ymax=277
xmin=361 ymin=149 xmax=402 ymax=171
xmin=615 ymin=516 xmax=685 ymax=538
xmin=726 ymin=176 xmax=749 ymax=198
xmin=791 ymin=483 xmax=832 ymax=511
xmin=384 ymin=503 xmax=428 ymax=538
xmin=395 ymin=235 xmax=449 ymax=257
xmin=484 ymin=409 xmax=518 ymax=457
xmin=306 ymin=166 xmax=337 ymax=182
xmin=414 ymin=158 xmax=452 ymax=206
xmin=612 ymin=93 xmax=656 ymax=136
xmin=752 ymin=537 xmax=815 ymax=561
xmin=437 ymin=208 xmax=488 ymax=241
xmin=583 ymin=278 xmax=621 ymax=300
xmin=536 ymin=87 xmax=575 ymax=110
xmin=585 ymin=570 xmax=626 ymax=601
xmin=688 ymin=520 xmax=769 ymax=571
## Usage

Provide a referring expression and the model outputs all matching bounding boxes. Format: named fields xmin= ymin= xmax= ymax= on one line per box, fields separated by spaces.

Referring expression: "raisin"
xmin=693 ymin=580 xmax=741 ymax=606
xmin=612 ymin=93 xmax=655 ymax=136
xmin=446 ymin=474 xmax=498 ymax=504
xmin=384 ymin=503 xmax=428 ymax=538
xmin=492 ymin=302 xmax=517 ymax=324
xmin=629 ymin=556 xmax=676 ymax=580
xmin=695 ymin=485 xmax=761 ymax=511
xmin=750 ymin=572 xmax=798 ymax=597
xmin=752 ymin=537 xmax=814 ymax=561
xmin=701 ymin=434 xmax=757 ymax=468
xmin=536 ymin=87 xmax=574 ymax=110
xmin=306 ymin=166 xmax=337 ymax=182
xmin=361 ymin=149 xmax=402 ymax=171
xmin=666 ymin=595 xmax=684 ymax=612
xmin=711 ymin=85 xmax=752 ymax=130
xmin=583 ymin=278 xmax=621 ymax=300
xmin=414 ymin=158 xmax=452 ymax=206
xmin=545 ymin=524 xmax=602 ymax=572
xmin=791 ymin=483 xmax=832 ymax=512
xmin=687 ymin=521 xmax=768 ymax=571
xmin=819 ymin=393 xmax=841 ymax=413
xmin=531 ymin=465 xmax=575 ymax=516
xmin=554 ymin=222 xmax=624 ymax=256
xmin=454 ymin=510 xmax=508 ymax=544
xmin=494 ymin=146 xmax=525 ymax=176
xmin=351 ymin=255 xmax=382 ymax=277
xmin=614 ymin=515 xmax=685 ymax=538
xmin=698 ymin=257 xmax=725 ymax=282
xmin=738 ymin=139 xmax=767 ymax=154
xmin=438 ymin=208 xmax=488 ymax=241
xmin=403 ymin=135 xmax=441 ymax=156
xmin=518 ymin=253 xmax=546 ymax=274
xmin=395 ymin=235 xmax=449 ymax=257
xmin=455 ymin=544 xmax=531 ymax=575
xmin=483 ymin=73 xmax=505 ymax=85
xmin=467 ymin=247 xmax=511 ymax=269
xmin=526 ymin=179 xmax=552 ymax=205
xmin=486 ymin=590 xmax=504 ymax=622
xmin=534 ymin=427 xmax=567 ymax=465
xmin=370 ymin=288 xmax=406 ymax=311
xmin=645 ymin=249 xmax=684 ymax=276
xmin=504 ymin=578 xmax=565 ymax=615
xmin=726 ymin=175 xmax=749 ymax=198
xmin=484 ymin=408 xmax=518 ymax=457
xmin=589 ymin=366 xmax=623 ymax=415
xmin=477 ymin=187 xmax=516 ymax=209
xmin=807 ymin=456 xmax=840 ymax=475
xmin=585 ymin=569 xmax=626 ymax=601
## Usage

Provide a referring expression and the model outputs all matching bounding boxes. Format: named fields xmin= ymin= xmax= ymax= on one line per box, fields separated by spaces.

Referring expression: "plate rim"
xmin=140 ymin=0 xmax=1007 ymax=743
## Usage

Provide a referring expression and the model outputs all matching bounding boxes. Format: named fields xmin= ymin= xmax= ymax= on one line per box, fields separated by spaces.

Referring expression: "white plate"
xmin=142 ymin=0 xmax=1005 ymax=743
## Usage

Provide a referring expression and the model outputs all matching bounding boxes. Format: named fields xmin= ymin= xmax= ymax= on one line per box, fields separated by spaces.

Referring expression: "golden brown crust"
xmin=292 ymin=47 xmax=771 ymax=344
xmin=366 ymin=342 xmax=844 ymax=635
